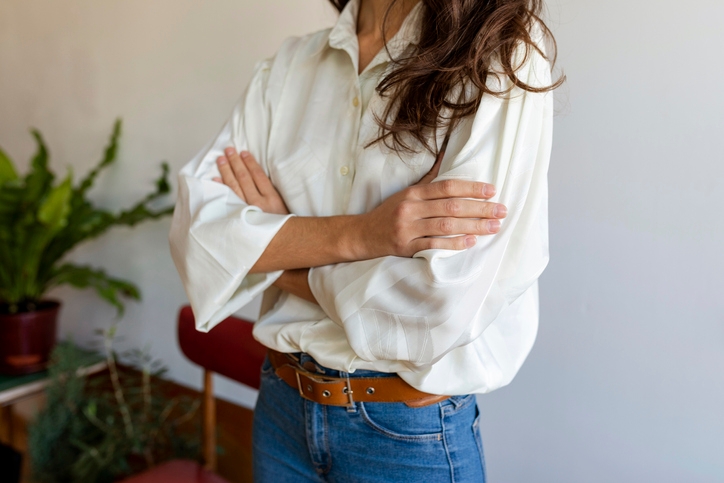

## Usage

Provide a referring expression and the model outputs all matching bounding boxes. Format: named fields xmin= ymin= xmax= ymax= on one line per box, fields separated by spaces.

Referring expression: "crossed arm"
xmin=211 ymin=146 xmax=507 ymax=304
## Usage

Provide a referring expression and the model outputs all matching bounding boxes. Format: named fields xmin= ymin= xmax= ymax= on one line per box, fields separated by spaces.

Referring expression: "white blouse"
xmin=168 ymin=0 xmax=554 ymax=396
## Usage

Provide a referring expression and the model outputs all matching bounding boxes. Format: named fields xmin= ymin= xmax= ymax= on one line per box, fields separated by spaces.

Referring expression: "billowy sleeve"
xmin=307 ymin=38 xmax=553 ymax=369
xmin=168 ymin=59 xmax=294 ymax=332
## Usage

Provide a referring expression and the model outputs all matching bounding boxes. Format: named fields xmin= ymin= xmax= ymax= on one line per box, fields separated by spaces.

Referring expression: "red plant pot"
xmin=0 ymin=300 xmax=60 ymax=375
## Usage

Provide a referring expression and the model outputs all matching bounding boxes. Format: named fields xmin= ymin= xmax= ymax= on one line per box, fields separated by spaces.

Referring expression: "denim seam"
xmin=473 ymin=405 xmax=487 ymax=481
xmin=440 ymin=403 xmax=456 ymax=483
xmin=260 ymin=361 xmax=275 ymax=376
xmin=304 ymin=400 xmax=319 ymax=471
xmin=321 ymin=404 xmax=332 ymax=475
xmin=448 ymin=393 xmax=476 ymax=412
xmin=358 ymin=402 xmax=443 ymax=442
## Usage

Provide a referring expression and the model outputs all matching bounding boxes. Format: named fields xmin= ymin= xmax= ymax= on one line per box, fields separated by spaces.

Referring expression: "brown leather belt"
xmin=268 ymin=349 xmax=449 ymax=408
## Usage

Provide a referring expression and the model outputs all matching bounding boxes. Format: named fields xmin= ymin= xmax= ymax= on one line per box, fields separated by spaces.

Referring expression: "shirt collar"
xmin=318 ymin=0 xmax=424 ymax=66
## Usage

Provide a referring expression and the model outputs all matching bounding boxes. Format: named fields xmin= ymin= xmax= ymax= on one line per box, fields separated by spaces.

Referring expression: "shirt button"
xmin=352 ymin=97 xmax=359 ymax=107
xmin=340 ymin=166 xmax=349 ymax=176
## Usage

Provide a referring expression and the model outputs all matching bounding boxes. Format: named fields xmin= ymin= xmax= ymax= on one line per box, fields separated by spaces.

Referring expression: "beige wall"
xmin=477 ymin=1 xmax=724 ymax=482
xmin=0 ymin=0 xmax=335 ymax=407
xmin=2 ymin=1 xmax=723 ymax=481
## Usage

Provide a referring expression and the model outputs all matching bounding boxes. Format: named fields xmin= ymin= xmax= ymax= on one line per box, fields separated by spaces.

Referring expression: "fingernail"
xmin=240 ymin=150 xmax=250 ymax=159
xmin=465 ymin=236 xmax=476 ymax=248
xmin=484 ymin=184 xmax=496 ymax=197
xmin=494 ymin=205 xmax=507 ymax=217
xmin=224 ymin=147 xmax=235 ymax=156
xmin=488 ymin=220 xmax=501 ymax=232
xmin=216 ymin=156 xmax=227 ymax=165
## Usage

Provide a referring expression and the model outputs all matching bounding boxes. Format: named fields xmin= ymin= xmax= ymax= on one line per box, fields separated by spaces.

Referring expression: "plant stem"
xmin=141 ymin=365 xmax=154 ymax=467
xmin=104 ymin=329 xmax=134 ymax=439
xmin=142 ymin=367 xmax=151 ymax=424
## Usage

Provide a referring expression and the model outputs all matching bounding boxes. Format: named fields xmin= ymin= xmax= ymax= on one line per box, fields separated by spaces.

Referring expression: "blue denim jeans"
xmin=252 ymin=353 xmax=486 ymax=482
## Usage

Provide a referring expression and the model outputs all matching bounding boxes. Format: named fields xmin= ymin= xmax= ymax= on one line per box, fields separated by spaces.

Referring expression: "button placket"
xmin=339 ymin=76 xmax=361 ymax=213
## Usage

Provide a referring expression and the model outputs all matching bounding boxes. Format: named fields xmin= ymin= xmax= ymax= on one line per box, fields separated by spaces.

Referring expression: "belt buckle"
xmin=292 ymin=365 xmax=355 ymax=409
xmin=293 ymin=367 xmax=327 ymax=402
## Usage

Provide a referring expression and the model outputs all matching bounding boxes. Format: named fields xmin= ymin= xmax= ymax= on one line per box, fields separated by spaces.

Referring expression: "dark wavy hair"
xmin=327 ymin=0 xmax=564 ymax=154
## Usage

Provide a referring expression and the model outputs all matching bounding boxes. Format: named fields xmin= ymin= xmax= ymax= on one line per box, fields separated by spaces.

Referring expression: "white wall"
xmin=0 ymin=1 xmax=336 ymax=408
xmin=1 ymin=1 xmax=722 ymax=482
xmin=476 ymin=1 xmax=724 ymax=482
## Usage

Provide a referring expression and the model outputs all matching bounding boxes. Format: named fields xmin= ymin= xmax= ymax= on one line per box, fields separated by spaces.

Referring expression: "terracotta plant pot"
xmin=0 ymin=299 xmax=60 ymax=375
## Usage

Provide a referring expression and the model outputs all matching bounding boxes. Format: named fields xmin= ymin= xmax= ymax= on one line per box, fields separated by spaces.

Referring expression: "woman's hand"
xmin=214 ymin=147 xmax=289 ymax=215
xmin=214 ymin=145 xmax=506 ymax=275
xmin=213 ymin=147 xmax=313 ymax=301
xmin=356 ymin=156 xmax=507 ymax=258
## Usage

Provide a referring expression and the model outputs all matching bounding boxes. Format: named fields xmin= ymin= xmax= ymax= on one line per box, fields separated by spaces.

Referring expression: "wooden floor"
xmin=2 ymin=383 xmax=256 ymax=483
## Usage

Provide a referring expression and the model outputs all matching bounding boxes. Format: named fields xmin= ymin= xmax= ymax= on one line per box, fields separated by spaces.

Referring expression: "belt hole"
xmin=342 ymin=387 xmax=349 ymax=394
xmin=322 ymin=390 xmax=331 ymax=398
xmin=366 ymin=387 xmax=375 ymax=395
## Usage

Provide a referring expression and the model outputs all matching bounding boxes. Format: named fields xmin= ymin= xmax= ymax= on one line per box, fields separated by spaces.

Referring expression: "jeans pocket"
xmin=472 ymin=403 xmax=487 ymax=480
xmin=444 ymin=393 xmax=476 ymax=413
xmin=358 ymin=401 xmax=443 ymax=442
xmin=259 ymin=355 xmax=275 ymax=377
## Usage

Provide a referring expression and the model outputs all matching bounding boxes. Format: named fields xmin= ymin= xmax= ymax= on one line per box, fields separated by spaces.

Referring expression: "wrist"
xmin=271 ymin=270 xmax=288 ymax=289
xmin=335 ymin=214 xmax=373 ymax=262
xmin=274 ymin=268 xmax=316 ymax=304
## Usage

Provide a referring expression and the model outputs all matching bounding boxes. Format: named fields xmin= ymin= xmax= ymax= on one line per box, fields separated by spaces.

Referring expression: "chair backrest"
xmin=177 ymin=305 xmax=266 ymax=390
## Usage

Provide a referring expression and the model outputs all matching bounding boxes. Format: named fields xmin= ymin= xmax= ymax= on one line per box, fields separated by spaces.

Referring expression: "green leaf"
xmin=155 ymin=161 xmax=170 ymax=194
xmin=30 ymin=130 xmax=49 ymax=171
xmin=109 ymin=162 xmax=174 ymax=227
xmin=0 ymin=146 xmax=18 ymax=184
xmin=75 ymin=118 xmax=121 ymax=198
xmin=1 ymin=121 xmax=174 ymax=308
xmin=37 ymin=171 xmax=73 ymax=234
xmin=48 ymin=263 xmax=141 ymax=317
xmin=23 ymin=129 xmax=54 ymax=205
xmin=40 ymin=161 xmax=173 ymax=275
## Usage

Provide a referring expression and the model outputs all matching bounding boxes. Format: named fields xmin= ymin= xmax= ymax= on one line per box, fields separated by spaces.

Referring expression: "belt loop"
xmin=295 ymin=370 xmax=305 ymax=399
xmin=344 ymin=373 xmax=356 ymax=413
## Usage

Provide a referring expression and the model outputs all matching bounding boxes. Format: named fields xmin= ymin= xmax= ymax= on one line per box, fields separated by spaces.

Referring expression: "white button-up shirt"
xmin=168 ymin=0 xmax=554 ymax=396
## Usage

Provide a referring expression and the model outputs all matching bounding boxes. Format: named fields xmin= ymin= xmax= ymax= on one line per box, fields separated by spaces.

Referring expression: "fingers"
xmin=408 ymin=235 xmax=478 ymax=253
xmin=216 ymin=156 xmax=245 ymax=202
xmin=215 ymin=148 xmax=291 ymax=214
xmin=414 ymin=217 xmax=501 ymax=238
xmin=410 ymin=179 xmax=496 ymax=201
xmin=410 ymin=199 xmax=507 ymax=220
xmin=238 ymin=150 xmax=277 ymax=196
xmin=223 ymin=147 xmax=261 ymax=201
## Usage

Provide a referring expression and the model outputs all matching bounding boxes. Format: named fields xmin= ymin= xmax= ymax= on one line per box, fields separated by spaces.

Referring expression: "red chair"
xmin=120 ymin=305 xmax=267 ymax=482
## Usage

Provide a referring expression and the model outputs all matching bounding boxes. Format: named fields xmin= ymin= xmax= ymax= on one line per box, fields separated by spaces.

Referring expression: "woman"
xmin=169 ymin=0 xmax=561 ymax=481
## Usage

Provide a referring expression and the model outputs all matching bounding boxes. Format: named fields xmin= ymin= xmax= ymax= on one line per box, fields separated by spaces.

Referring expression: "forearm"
xmin=249 ymin=214 xmax=369 ymax=273
xmin=245 ymin=165 xmax=502 ymax=275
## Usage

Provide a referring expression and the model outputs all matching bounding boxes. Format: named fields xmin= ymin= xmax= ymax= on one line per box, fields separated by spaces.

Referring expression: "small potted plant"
xmin=28 ymin=330 xmax=201 ymax=482
xmin=0 ymin=120 xmax=174 ymax=375
xmin=28 ymin=331 xmax=201 ymax=482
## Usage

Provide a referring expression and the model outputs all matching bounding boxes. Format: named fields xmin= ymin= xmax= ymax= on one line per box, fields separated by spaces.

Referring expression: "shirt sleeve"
xmin=168 ymin=58 xmax=295 ymax=332
xmin=307 ymin=37 xmax=554 ymax=369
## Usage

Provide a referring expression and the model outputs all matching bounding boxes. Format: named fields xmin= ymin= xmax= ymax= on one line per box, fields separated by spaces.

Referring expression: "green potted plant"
xmin=0 ymin=120 xmax=174 ymax=375
xmin=28 ymin=330 xmax=201 ymax=483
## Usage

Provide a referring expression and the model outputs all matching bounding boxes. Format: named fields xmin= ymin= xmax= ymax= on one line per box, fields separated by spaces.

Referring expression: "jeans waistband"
xmin=288 ymin=352 xmax=399 ymax=379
